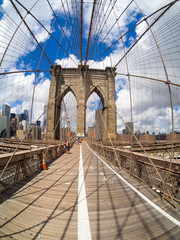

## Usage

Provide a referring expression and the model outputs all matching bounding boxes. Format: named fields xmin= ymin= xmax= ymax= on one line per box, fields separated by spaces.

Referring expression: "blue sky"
xmin=0 ymin=0 xmax=179 ymax=134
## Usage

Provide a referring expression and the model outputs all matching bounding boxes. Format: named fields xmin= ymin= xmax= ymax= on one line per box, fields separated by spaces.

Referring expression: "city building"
xmin=15 ymin=113 xmax=26 ymax=129
xmin=16 ymin=129 xmax=27 ymax=140
xmin=0 ymin=104 xmax=11 ymax=138
xmin=32 ymin=125 xmax=41 ymax=140
xmin=139 ymin=133 xmax=155 ymax=143
xmin=10 ymin=118 xmax=17 ymax=137
xmin=15 ymin=114 xmax=21 ymax=129
xmin=2 ymin=104 xmax=10 ymax=117
xmin=123 ymin=122 xmax=133 ymax=135
xmin=22 ymin=120 xmax=28 ymax=132
xmin=10 ymin=113 xmax=16 ymax=120
xmin=18 ymin=122 xmax=23 ymax=130
xmin=24 ymin=110 xmax=29 ymax=123
xmin=0 ymin=116 xmax=8 ymax=137
xmin=21 ymin=113 xmax=25 ymax=121
xmin=95 ymin=109 xmax=103 ymax=141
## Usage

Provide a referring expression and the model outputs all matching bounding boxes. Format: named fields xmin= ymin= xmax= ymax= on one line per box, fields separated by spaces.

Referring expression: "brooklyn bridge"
xmin=0 ymin=0 xmax=180 ymax=239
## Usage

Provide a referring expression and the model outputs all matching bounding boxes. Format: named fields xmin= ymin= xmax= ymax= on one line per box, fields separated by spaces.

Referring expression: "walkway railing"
xmin=90 ymin=142 xmax=180 ymax=204
xmin=0 ymin=143 xmax=66 ymax=193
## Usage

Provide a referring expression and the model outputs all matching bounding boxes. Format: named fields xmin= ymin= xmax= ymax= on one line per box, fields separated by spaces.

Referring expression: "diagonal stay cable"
xmin=133 ymin=0 xmax=176 ymax=205
xmin=67 ymin=0 xmax=81 ymax=60
xmin=30 ymin=8 xmax=65 ymax=127
xmin=114 ymin=1 xmax=178 ymax=68
xmin=84 ymin=0 xmax=103 ymax=61
xmin=0 ymin=6 xmax=36 ymax=45
xmin=116 ymin=73 xmax=180 ymax=88
xmin=89 ymin=0 xmax=133 ymax=62
xmin=88 ymin=0 xmax=113 ymax=59
xmin=112 ymin=5 xmax=134 ymax=177
xmin=0 ymin=69 xmax=64 ymax=180
xmin=46 ymin=0 xmax=78 ymax=64
xmin=0 ymin=69 xmax=50 ymax=76
xmin=88 ymin=0 xmax=117 ymax=61
xmin=90 ymin=0 xmax=179 ymax=67
xmin=9 ymin=0 xmax=53 ymax=66
xmin=0 ymin=1 xmax=40 ymax=67
xmin=14 ymin=0 xmax=78 ymax=66
xmin=70 ymin=0 xmax=81 ymax=59
xmin=87 ymin=0 xmax=107 ymax=61
xmin=70 ymin=0 xmax=81 ymax=60
xmin=10 ymin=0 xmax=53 ymax=65
xmin=54 ymin=19 xmax=70 ymax=62
xmin=95 ymin=84 xmax=177 ymax=204
xmin=61 ymin=0 xmax=80 ymax=60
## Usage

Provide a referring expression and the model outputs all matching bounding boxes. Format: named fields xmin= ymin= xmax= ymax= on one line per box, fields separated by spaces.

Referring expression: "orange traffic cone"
xmin=56 ymin=147 xmax=59 ymax=158
xmin=42 ymin=151 xmax=47 ymax=170
xmin=155 ymin=173 xmax=159 ymax=179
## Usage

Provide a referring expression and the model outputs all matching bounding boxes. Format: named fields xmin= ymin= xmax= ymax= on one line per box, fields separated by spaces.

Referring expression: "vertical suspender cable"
xmin=85 ymin=0 xmax=96 ymax=63
xmin=80 ymin=0 xmax=83 ymax=64
xmin=9 ymin=0 xmax=53 ymax=66
xmin=133 ymin=0 xmax=176 ymax=196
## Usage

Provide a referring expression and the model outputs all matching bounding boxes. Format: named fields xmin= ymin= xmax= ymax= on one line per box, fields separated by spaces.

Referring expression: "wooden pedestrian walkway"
xmin=0 ymin=142 xmax=180 ymax=239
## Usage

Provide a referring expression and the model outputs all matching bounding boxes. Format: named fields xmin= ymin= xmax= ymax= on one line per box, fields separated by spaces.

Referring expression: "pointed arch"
xmin=58 ymin=86 xmax=77 ymax=106
xmin=86 ymin=86 xmax=104 ymax=109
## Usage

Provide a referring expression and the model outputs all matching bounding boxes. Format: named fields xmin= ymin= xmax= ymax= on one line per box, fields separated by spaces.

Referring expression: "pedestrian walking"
xmin=65 ymin=139 xmax=70 ymax=153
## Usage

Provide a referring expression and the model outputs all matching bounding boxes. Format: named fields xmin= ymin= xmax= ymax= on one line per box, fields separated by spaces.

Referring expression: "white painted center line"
xmin=78 ymin=144 xmax=92 ymax=240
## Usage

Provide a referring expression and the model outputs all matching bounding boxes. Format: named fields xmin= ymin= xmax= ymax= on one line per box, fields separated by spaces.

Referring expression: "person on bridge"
xmin=65 ymin=139 xmax=70 ymax=153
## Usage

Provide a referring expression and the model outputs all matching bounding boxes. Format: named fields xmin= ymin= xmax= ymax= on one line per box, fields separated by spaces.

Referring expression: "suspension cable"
xmin=89 ymin=0 xmax=179 ymax=66
xmin=46 ymin=0 xmax=78 ymax=64
xmin=9 ymin=0 xmax=53 ymax=66
xmin=14 ymin=0 xmax=78 ymax=66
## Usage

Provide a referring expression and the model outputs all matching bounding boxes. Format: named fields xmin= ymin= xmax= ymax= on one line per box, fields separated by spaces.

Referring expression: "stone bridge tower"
xmin=46 ymin=65 xmax=116 ymax=141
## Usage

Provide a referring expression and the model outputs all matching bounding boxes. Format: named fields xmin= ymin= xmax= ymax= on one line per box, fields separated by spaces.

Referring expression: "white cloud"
xmin=55 ymin=54 xmax=79 ymax=67
xmin=60 ymin=92 xmax=77 ymax=132
xmin=83 ymin=1 xmax=180 ymax=134
xmin=115 ymin=74 xmax=180 ymax=134
xmin=86 ymin=92 xmax=102 ymax=129
xmin=0 ymin=69 xmax=50 ymax=123
xmin=0 ymin=0 xmax=63 ymax=71
xmin=0 ymin=0 xmax=179 ymax=135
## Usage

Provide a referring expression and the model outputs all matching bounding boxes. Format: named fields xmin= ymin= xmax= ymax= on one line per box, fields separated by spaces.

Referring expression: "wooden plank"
xmin=0 ymin=142 xmax=179 ymax=239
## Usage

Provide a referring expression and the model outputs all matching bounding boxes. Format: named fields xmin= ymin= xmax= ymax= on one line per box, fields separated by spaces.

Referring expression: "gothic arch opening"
xmin=87 ymin=87 xmax=105 ymax=109
xmin=59 ymin=91 xmax=77 ymax=140
xmin=46 ymin=67 xmax=116 ymax=141
xmin=86 ymin=91 xmax=104 ymax=140
xmin=58 ymin=86 xmax=77 ymax=106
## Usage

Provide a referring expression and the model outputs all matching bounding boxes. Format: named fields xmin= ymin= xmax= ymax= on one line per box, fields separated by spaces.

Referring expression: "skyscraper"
xmin=124 ymin=122 xmax=133 ymax=135
xmin=10 ymin=113 xmax=16 ymax=120
xmin=95 ymin=109 xmax=103 ymax=140
xmin=2 ymin=104 xmax=10 ymax=117
xmin=24 ymin=110 xmax=29 ymax=123
xmin=0 ymin=116 xmax=9 ymax=137
xmin=15 ymin=114 xmax=21 ymax=128
xmin=10 ymin=118 xmax=17 ymax=137
xmin=1 ymin=104 xmax=11 ymax=138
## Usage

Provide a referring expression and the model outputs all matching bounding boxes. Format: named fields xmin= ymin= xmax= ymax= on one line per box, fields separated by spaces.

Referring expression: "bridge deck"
xmin=0 ymin=142 xmax=179 ymax=239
